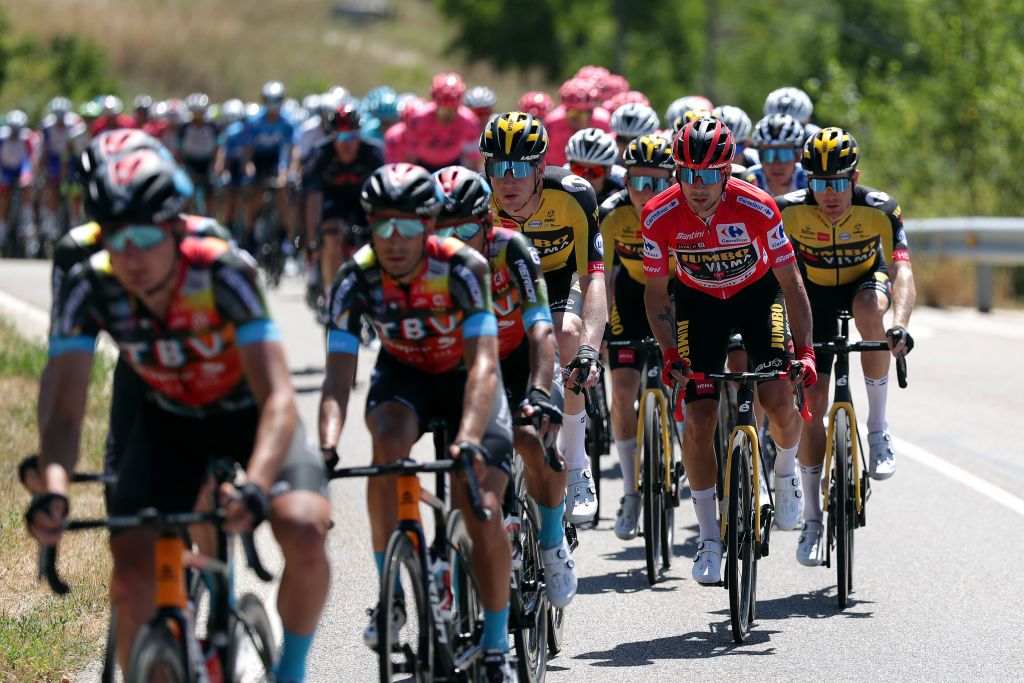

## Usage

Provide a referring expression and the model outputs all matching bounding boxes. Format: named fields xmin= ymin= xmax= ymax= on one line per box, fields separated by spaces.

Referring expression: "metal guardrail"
xmin=904 ymin=218 xmax=1024 ymax=312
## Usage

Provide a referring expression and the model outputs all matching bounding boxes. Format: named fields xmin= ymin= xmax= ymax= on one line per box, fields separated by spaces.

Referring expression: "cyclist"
xmin=544 ymin=78 xmax=612 ymax=167
xmin=318 ymin=163 xmax=517 ymax=680
xmin=464 ymin=85 xmax=497 ymax=130
xmin=764 ymin=86 xmax=820 ymax=143
xmin=359 ymin=85 xmax=398 ymax=148
xmin=641 ymin=117 xmax=816 ymax=584
xmin=599 ymin=133 xmax=676 ymax=540
xmin=404 ymin=72 xmax=481 ymax=172
xmin=178 ymin=92 xmax=220 ymax=216
xmin=664 ymin=95 xmax=713 ymax=131
xmin=744 ymin=113 xmax=808 ymax=196
xmin=0 ymin=109 xmax=37 ymax=254
xmin=434 ymin=165 xmax=577 ymax=607
xmin=480 ymin=111 xmax=608 ymax=525
xmin=133 ymin=95 xmax=157 ymax=134
xmin=28 ymin=148 xmax=331 ymax=683
xmin=609 ymin=102 xmax=660 ymax=157
xmin=712 ymin=104 xmax=758 ymax=167
xmin=564 ymin=127 xmax=625 ymax=204
xmin=518 ymin=90 xmax=554 ymax=121
xmin=214 ymin=98 xmax=250 ymax=232
xmin=39 ymin=98 xmax=84 ymax=239
xmin=383 ymin=95 xmax=423 ymax=165
xmin=243 ymin=80 xmax=297 ymax=255
xmin=776 ymin=127 xmax=916 ymax=565
xmin=304 ymin=102 xmax=384 ymax=316
xmin=89 ymin=95 xmax=136 ymax=136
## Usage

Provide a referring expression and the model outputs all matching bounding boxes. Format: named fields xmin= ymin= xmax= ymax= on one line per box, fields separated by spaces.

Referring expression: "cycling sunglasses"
xmin=569 ymin=163 xmax=606 ymax=180
xmin=485 ymin=160 xmax=536 ymax=179
xmin=677 ymin=167 xmax=725 ymax=184
xmin=335 ymin=130 xmax=359 ymax=142
xmin=809 ymin=177 xmax=852 ymax=193
xmin=628 ymin=175 xmax=672 ymax=193
xmin=435 ymin=220 xmax=485 ymax=241
xmin=104 ymin=225 xmax=170 ymax=253
xmin=760 ymin=148 xmax=799 ymax=164
xmin=368 ymin=217 xmax=428 ymax=239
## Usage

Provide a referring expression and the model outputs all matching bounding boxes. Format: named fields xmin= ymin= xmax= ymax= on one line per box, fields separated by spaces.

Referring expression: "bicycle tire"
xmin=446 ymin=510 xmax=483 ymax=681
xmin=585 ymin=379 xmax=609 ymax=525
xmin=547 ymin=604 xmax=565 ymax=656
xmin=379 ymin=530 xmax=430 ymax=682
xmin=834 ymin=408 xmax=853 ymax=609
xmin=642 ymin=397 xmax=662 ymax=585
xmin=125 ymin=620 xmax=188 ymax=683
xmin=226 ymin=592 xmax=276 ymax=681
xmin=727 ymin=434 xmax=755 ymax=643
xmin=100 ymin=608 xmax=117 ymax=683
xmin=507 ymin=461 xmax=548 ymax=683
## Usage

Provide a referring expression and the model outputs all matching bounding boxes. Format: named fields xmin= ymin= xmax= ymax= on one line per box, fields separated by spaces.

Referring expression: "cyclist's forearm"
xmin=319 ymin=353 xmax=356 ymax=448
xmin=305 ymin=192 xmax=323 ymax=243
xmin=248 ymin=389 xmax=297 ymax=490
xmin=644 ymin=281 xmax=676 ymax=356
xmin=579 ymin=273 xmax=607 ymax=349
xmin=890 ymin=261 xmax=916 ymax=329
xmin=39 ymin=355 xmax=92 ymax=494
xmin=457 ymin=337 xmax=500 ymax=444
xmin=526 ymin=322 xmax=556 ymax=394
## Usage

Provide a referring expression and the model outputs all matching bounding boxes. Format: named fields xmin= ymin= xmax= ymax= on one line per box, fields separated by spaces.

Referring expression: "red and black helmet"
xmin=78 ymin=129 xmax=170 ymax=179
xmin=328 ymin=102 xmax=361 ymax=132
xmin=672 ymin=117 xmax=736 ymax=170
xmin=433 ymin=166 xmax=492 ymax=220
xmin=84 ymin=149 xmax=193 ymax=224
xmin=360 ymin=163 xmax=442 ymax=218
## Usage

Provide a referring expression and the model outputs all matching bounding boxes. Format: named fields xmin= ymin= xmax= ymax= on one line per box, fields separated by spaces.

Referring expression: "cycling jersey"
xmin=599 ymin=189 xmax=646 ymax=283
xmin=247 ymin=110 xmax=295 ymax=166
xmin=482 ymin=226 xmax=552 ymax=359
xmin=220 ymin=121 xmax=250 ymax=161
xmin=383 ymin=123 xmax=407 ymax=164
xmin=0 ymin=126 xmax=35 ymax=183
xmin=41 ymin=114 xmax=84 ymax=177
xmin=90 ymin=114 xmax=137 ymax=136
xmin=49 ymin=234 xmax=279 ymax=417
xmin=403 ymin=103 xmax=479 ymax=171
xmin=641 ymin=177 xmax=795 ymax=299
xmin=742 ymin=163 xmax=808 ymax=194
xmin=296 ymin=115 xmax=325 ymax=162
xmin=543 ymin=106 xmax=612 ymax=168
xmin=178 ymin=120 xmax=220 ymax=164
xmin=303 ymin=139 xmax=384 ymax=227
xmin=326 ymin=236 xmax=497 ymax=374
xmin=776 ymin=183 xmax=910 ymax=287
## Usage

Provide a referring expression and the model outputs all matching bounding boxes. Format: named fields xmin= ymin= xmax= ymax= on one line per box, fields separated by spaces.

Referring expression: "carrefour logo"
xmin=716 ymin=223 xmax=749 ymax=245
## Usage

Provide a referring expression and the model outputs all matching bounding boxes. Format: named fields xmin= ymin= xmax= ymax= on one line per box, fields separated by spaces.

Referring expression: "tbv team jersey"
xmin=326 ymin=236 xmax=497 ymax=374
xmin=49 ymin=235 xmax=280 ymax=417
xmin=776 ymin=183 xmax=910 ymax=287
xmin=482 ymin=226 xmax=552 ymax=358
xmin=641 ymin=177 xmax=796 ymax=299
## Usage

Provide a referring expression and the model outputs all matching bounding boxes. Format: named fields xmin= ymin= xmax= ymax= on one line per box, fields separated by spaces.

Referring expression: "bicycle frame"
xmin=634 ymin=349 xmax=676 ymax=497
xmin=720 ymin=382 xmax=765 ymax=544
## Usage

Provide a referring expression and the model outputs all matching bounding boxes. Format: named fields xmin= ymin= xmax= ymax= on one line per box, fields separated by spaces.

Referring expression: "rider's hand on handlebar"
xmin=450 ymin=440 xmax=489 ymax=481
xmin=661 ymin=347 xmax=690 ymax=388
xmin=788 ymin=345 xmax=818 ymax=388
xmin=25 ymin=492 xmax=69 ymax=546
xmin=886 ymin=325 xmax=914 ymax=356
xmin=564 ymin=344 xmax=602 ymax=389
xmin=518 ymin=386 xmax=563 ymax=443
xmin=220 ymin=481 xmax=270 ymax=534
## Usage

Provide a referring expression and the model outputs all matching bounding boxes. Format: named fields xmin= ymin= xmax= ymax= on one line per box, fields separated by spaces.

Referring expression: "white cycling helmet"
xmin=565 ymin=127 xmax=619 ymax=167
xmin=764 ymin=87 xmax=813 ymax=124
xmin=610 ymin=103 xmax=660 ymax=138
xmin=752 ymin=113 xmax=805 ymax=148
xmin=711 ymin=105 xmax=753 ymax=143
xmin=664 ymin=95 xmax=713 ymax=128
xmin=48 ymin=97 xmax=72 ymax=118
xmin=220 ymin=99 xmax=246 ymax=124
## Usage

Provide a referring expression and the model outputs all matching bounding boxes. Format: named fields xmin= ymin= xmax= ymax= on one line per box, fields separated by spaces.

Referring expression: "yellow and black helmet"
xmin=803 ymin=126 xmax=859 ymax=176
xmin=479 ymin=111 xmax=548 ymax=162
xmin=671 ymin=108 xmax=712 ymax=134
xmin=622 ymin=134 xmax=674 ymax=170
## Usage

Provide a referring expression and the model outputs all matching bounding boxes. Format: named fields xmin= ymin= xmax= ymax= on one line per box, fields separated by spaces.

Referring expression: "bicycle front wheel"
xmin=226 ymin=592 xmax=276 ymax=681
xmin=380 ymin=530 xmax=430 ymax=682
xmin=833 ymin=408 xmax=854 ymax=608
xmin=507 ymin=461 xmax=549 ymax=683
xmin=125 ymin=620 xmax=187 ymax=683
xmin=642 ymin=396 xmax=663 ymax=585
xmin=727 ymin=434 xmax=755 ymax=643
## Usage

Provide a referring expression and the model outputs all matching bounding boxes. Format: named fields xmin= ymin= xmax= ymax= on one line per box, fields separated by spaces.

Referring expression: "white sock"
xmin=799 ymin=464 xmax=823 ymax=523
xmin=691 ymin=486 xmax=719 ymax=542
xmin=615 ymin=437 xmax=637 ymax=494
xmin=561 ymin=410 xmax=589 ymax=469
xmin=865 ymin=375 xmax=889 ymax=432
xmin=774 ymin=442 xmax=799 ymax=478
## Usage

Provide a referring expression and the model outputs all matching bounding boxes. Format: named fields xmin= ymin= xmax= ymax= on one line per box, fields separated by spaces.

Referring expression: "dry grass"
xmin=0 ymin=320 xmax=113 ymax=683
xmin=912 ymin=260 xmax=1020 ymax=309
xmin=6 ymin=0 xmax=551 ymax=105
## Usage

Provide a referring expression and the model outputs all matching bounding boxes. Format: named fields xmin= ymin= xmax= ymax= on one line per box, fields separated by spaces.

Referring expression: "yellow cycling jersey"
xmin=599 ymin=189 xmax=646 ymax=284
xmin=491 ymin=165 xmax=604 ymax=277
xmin=776 ymin=183 xmax=910 ymax=287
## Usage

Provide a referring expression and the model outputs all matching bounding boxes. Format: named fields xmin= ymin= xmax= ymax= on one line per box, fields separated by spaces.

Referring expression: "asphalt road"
xmin=2 ymin=259 xmax=1023 ymax=681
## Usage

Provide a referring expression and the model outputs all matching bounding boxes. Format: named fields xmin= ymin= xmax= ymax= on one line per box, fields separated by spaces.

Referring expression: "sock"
xmin=537 ymin=500 xmax=566 ymax=550
xmin=691 ymin=486 xmax=719 ymax=542
xmin=774 ymin=442 xmax=799 ymax=478
xmin=561 ymin=410 xmax=589 ymax=469
xmin=615 ymin=437 xmax=638 ymax=493
xmin=865 ymin=375 xmax=889 ymax=432
xmin=374 ymin=551 xmax=403 ymax=598
xmin=800 ymin=464 xmax=824 ymax=523
xmin=273 ymin=628 xmax=314 ymax=683
xmin=481 ymin=605 xmax=510 ymax=652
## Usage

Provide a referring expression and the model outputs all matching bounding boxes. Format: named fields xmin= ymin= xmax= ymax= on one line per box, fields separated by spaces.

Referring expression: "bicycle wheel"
xmin=585 ymin=380 xmax=609 ymax=525
xmin=447 ymin=510 xmax=483 ymax=680
xmin=100 ymin=608 xmax=117 ymax=683
xmin=727 ymin=434 xmax=755 ymax=643
xmin=508 ymin=462 xmax=548 ymax=682
xmin=125 ymin=620 xmax=187 ymax=683
xmin=380 ymin=530 xmax=430 ymax=682
xmin=642 ymin=397 xmax=663 ymax=585
xmin=546 ymin=523 xmax=570 ymax=656
xmin=226 ymin=593 xmax=276 ymax=681
xmin=659 ymin=452 xmax=674 ymax=570
xmin=833 ymin=407 xmax=854 ymax=609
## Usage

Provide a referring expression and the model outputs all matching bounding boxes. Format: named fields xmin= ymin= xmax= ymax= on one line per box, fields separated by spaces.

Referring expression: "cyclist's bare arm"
xmin=239 ymin=340 xmax=298 ymax=491
xmin=890 ymin=259 xmax=916 ymax=331
xmin=579 ymin=271 xmax=608 ymax=350
xmin=772 ymin=260 xmax=814 ymax=350
xmin=455 ymin=334 xmax=500 ymax=448
xmin=305 ymin=190 xmax=323 ymax=244
xmin=527 ymin=322 xmax=556 ymax=399
xmin=319 ymin=351 xmax=357 ymax=450
xmin=643 ymin=273 xmax=676 ymax=358
xmin=38 ymin=351 xmax=92 ymax=496
xmin=213 ymin=145 xmax=226 ymax=177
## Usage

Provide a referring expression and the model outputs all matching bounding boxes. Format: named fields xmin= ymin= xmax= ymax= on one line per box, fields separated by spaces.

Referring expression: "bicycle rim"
xmin=227 ymin=593 xmax=276 ymax=681
xmin=125 ymin=620 xmax=188 ymax=683
xmin=659 ymin=420 xmax=674 ymax=569
xmin=447 ymin=510 xmax=485 ymax=681
xmin=835 ymin=408 xmax=852 ymax=608
xmin=380 ymin=531 xmax=430 ymax=682
xmin=510 ymin=469 xmax=549 ymax=683
xmin=727 ymin=436 xmax=754 ymax=643
xmin=642 ymin=397 xmax=662 ymax=585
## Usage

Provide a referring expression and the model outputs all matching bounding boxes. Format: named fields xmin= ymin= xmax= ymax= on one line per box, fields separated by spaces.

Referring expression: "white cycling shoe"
xmin=363 ymin=597 xmax=406 ymax=649
xmin=774 ymin=475 xmax=803 ymax=530
xmin=541 ymin=537 xmax=577 ymax=608
xmin=565 ymin=467 xmax=598 ymax=524
xmin=692 ymin=539 xmax=723 ymax=585
xmin=868 ymin=430 xmax=896 ymax=480
xmin=614 ymin=493 xmax=641 ymax=540
xmin=796 ymin=521 xmax=825 ymax=567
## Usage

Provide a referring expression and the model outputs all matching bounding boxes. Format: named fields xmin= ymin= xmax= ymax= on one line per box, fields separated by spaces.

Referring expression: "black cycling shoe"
xmin=482 ymin=649 xmax=518 ymax=683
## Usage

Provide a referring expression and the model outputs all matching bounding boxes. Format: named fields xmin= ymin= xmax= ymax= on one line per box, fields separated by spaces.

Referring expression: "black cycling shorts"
xmin=366 ymin=351 xmax=514 ymax=475
xmin=249 ymin=156 xmax=284 ymax=187
xmin=806 ymin=258 xmax=892 ymax=374
xmin=675 ymin=273 xmax=795 ymax=404
xmin=608 ymin=270 xmax=653 ymax=372
xmin=107 ymin=402 xmax=328 ymax=522
xmin=183 ymin=158 xmax=214 ymax=184
xmin=545 ymin=265 xmax=583 ymax=317
xmin=499 ymin=340 xmax=565 ymax=414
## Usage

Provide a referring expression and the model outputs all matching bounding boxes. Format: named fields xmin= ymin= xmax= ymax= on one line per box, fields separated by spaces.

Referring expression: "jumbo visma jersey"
xmin=776 ymin=183 xmax=910 ymax=287
xmin=600 ymin=189 xmax=657 ymax=284
xmin=491 ymin=165 xmax=604 ymax=278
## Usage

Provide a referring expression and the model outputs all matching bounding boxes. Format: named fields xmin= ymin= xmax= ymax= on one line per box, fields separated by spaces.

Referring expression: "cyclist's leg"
xmin=273 ymin=185 xmax=295 ymax=245
xmin=608 ymin=270 xmax=647 ymax=496
xmin=320 ymin=218 xmax=346 ymax=290
xmin=852 ymin=269 xmax=893 ymax=431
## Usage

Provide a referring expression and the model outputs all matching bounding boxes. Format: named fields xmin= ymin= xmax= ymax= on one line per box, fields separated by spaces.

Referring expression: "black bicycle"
xmin=583 ymin=377 xmax=611 ymax=524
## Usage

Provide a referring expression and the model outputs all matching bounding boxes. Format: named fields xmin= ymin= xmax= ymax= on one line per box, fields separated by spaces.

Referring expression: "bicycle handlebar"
xmin=813 ymin=338 xmax=909 ymax=389
xmin=18 ymin=454 xmax=117 ymax=491
xmin=672 ymin=369 xmax=813 ymax=423
xmin=511 ymin=415 xmax=566 ymax=472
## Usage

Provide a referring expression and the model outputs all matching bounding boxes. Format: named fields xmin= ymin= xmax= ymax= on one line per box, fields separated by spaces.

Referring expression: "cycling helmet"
xmin=328 ymin=102 xmax=361 ymax=132
xmin=463 ymin=86 xmax=496 ymax=111
xmin=600 ymin=74 xmax=630 ymax=100
xmin=79 ymin=129 xmax=170 ymax=179
xmin=764 ymin=87 xmax=813 ymax=123
xmin=79 ymin=101 xmax=102 ymax=120
xmin=711 ymin=105 xmax=752 ymax=143
xmin=134 ymin=94 xmax=153 ymax=113
xmin=576 ymin=65 xmax=611 ymax=82
xmin=48 ymin=97 xmax=72 ymax=117
xmin=671 ymin=108 xmax=712 ymax=134
xmin=220 ymin=99 xmax=246 ymax=125
xmin=370 ymin=91 xmax=400 ymax=124
xmin=361 ymin=163 xmax=443 ymax=218
xmin=84 ymin=149 xmax=193 ymax=224
xmin=622 ymin=134 xmax=674 ymax=170
xmin=261 ymin=81 xmax=286 ymax=105
xmin=398 ymin=95 xmax=425 ymax=125
xmin=186 ymin=92 xmax=210 ymax=114
xmin=479 ymin=111 xmax=548 ymax=162
xmin=518 ymin=91 xmax=553 ymax=120
xmin=559 ymin=79 xmax=597 ymax=111
xmin=434 ymin=166 xmax=492 ymax=220
xmin=101 ymin=95 xmax=124 ymax=116
xmin=5 ymin=110 xmax=28 ymax=131
xmin=430 ymin=73 xmax=466 ymax=108
xmin=302 ymin=94 xmax=321 ymax=113
xmin=802 ymin=126 xmax=859 ymax=176
xmin=565 ymin=128 xmax=619 ymax=167
xmin=673 ymin=117 xmax=736 ymax=170
xmin=664 ymin=96 xmax=713 ymax=127
xmin=610 ymin=103 xmax=660 ymax=138
xmin=752 ymin=114 xmax=804 ymax=149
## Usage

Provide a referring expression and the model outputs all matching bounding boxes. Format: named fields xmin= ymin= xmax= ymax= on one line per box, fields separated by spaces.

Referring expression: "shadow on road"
xmin=577 ymin=567 xmax=683 ymax=595
xmin=575 ymin=620 xmax=778 ymax=665
xmin=291 ymin=365 xmax=325 ymax=376
xmin=294 ymin=384 xmax=323 ymax=394
xmin=718 ymin=587 xmax=876 ymax=621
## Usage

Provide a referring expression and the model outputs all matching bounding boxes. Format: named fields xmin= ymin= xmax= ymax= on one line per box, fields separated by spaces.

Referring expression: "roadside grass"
xmin=0 ymin=319 xmax=114 ymax=683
